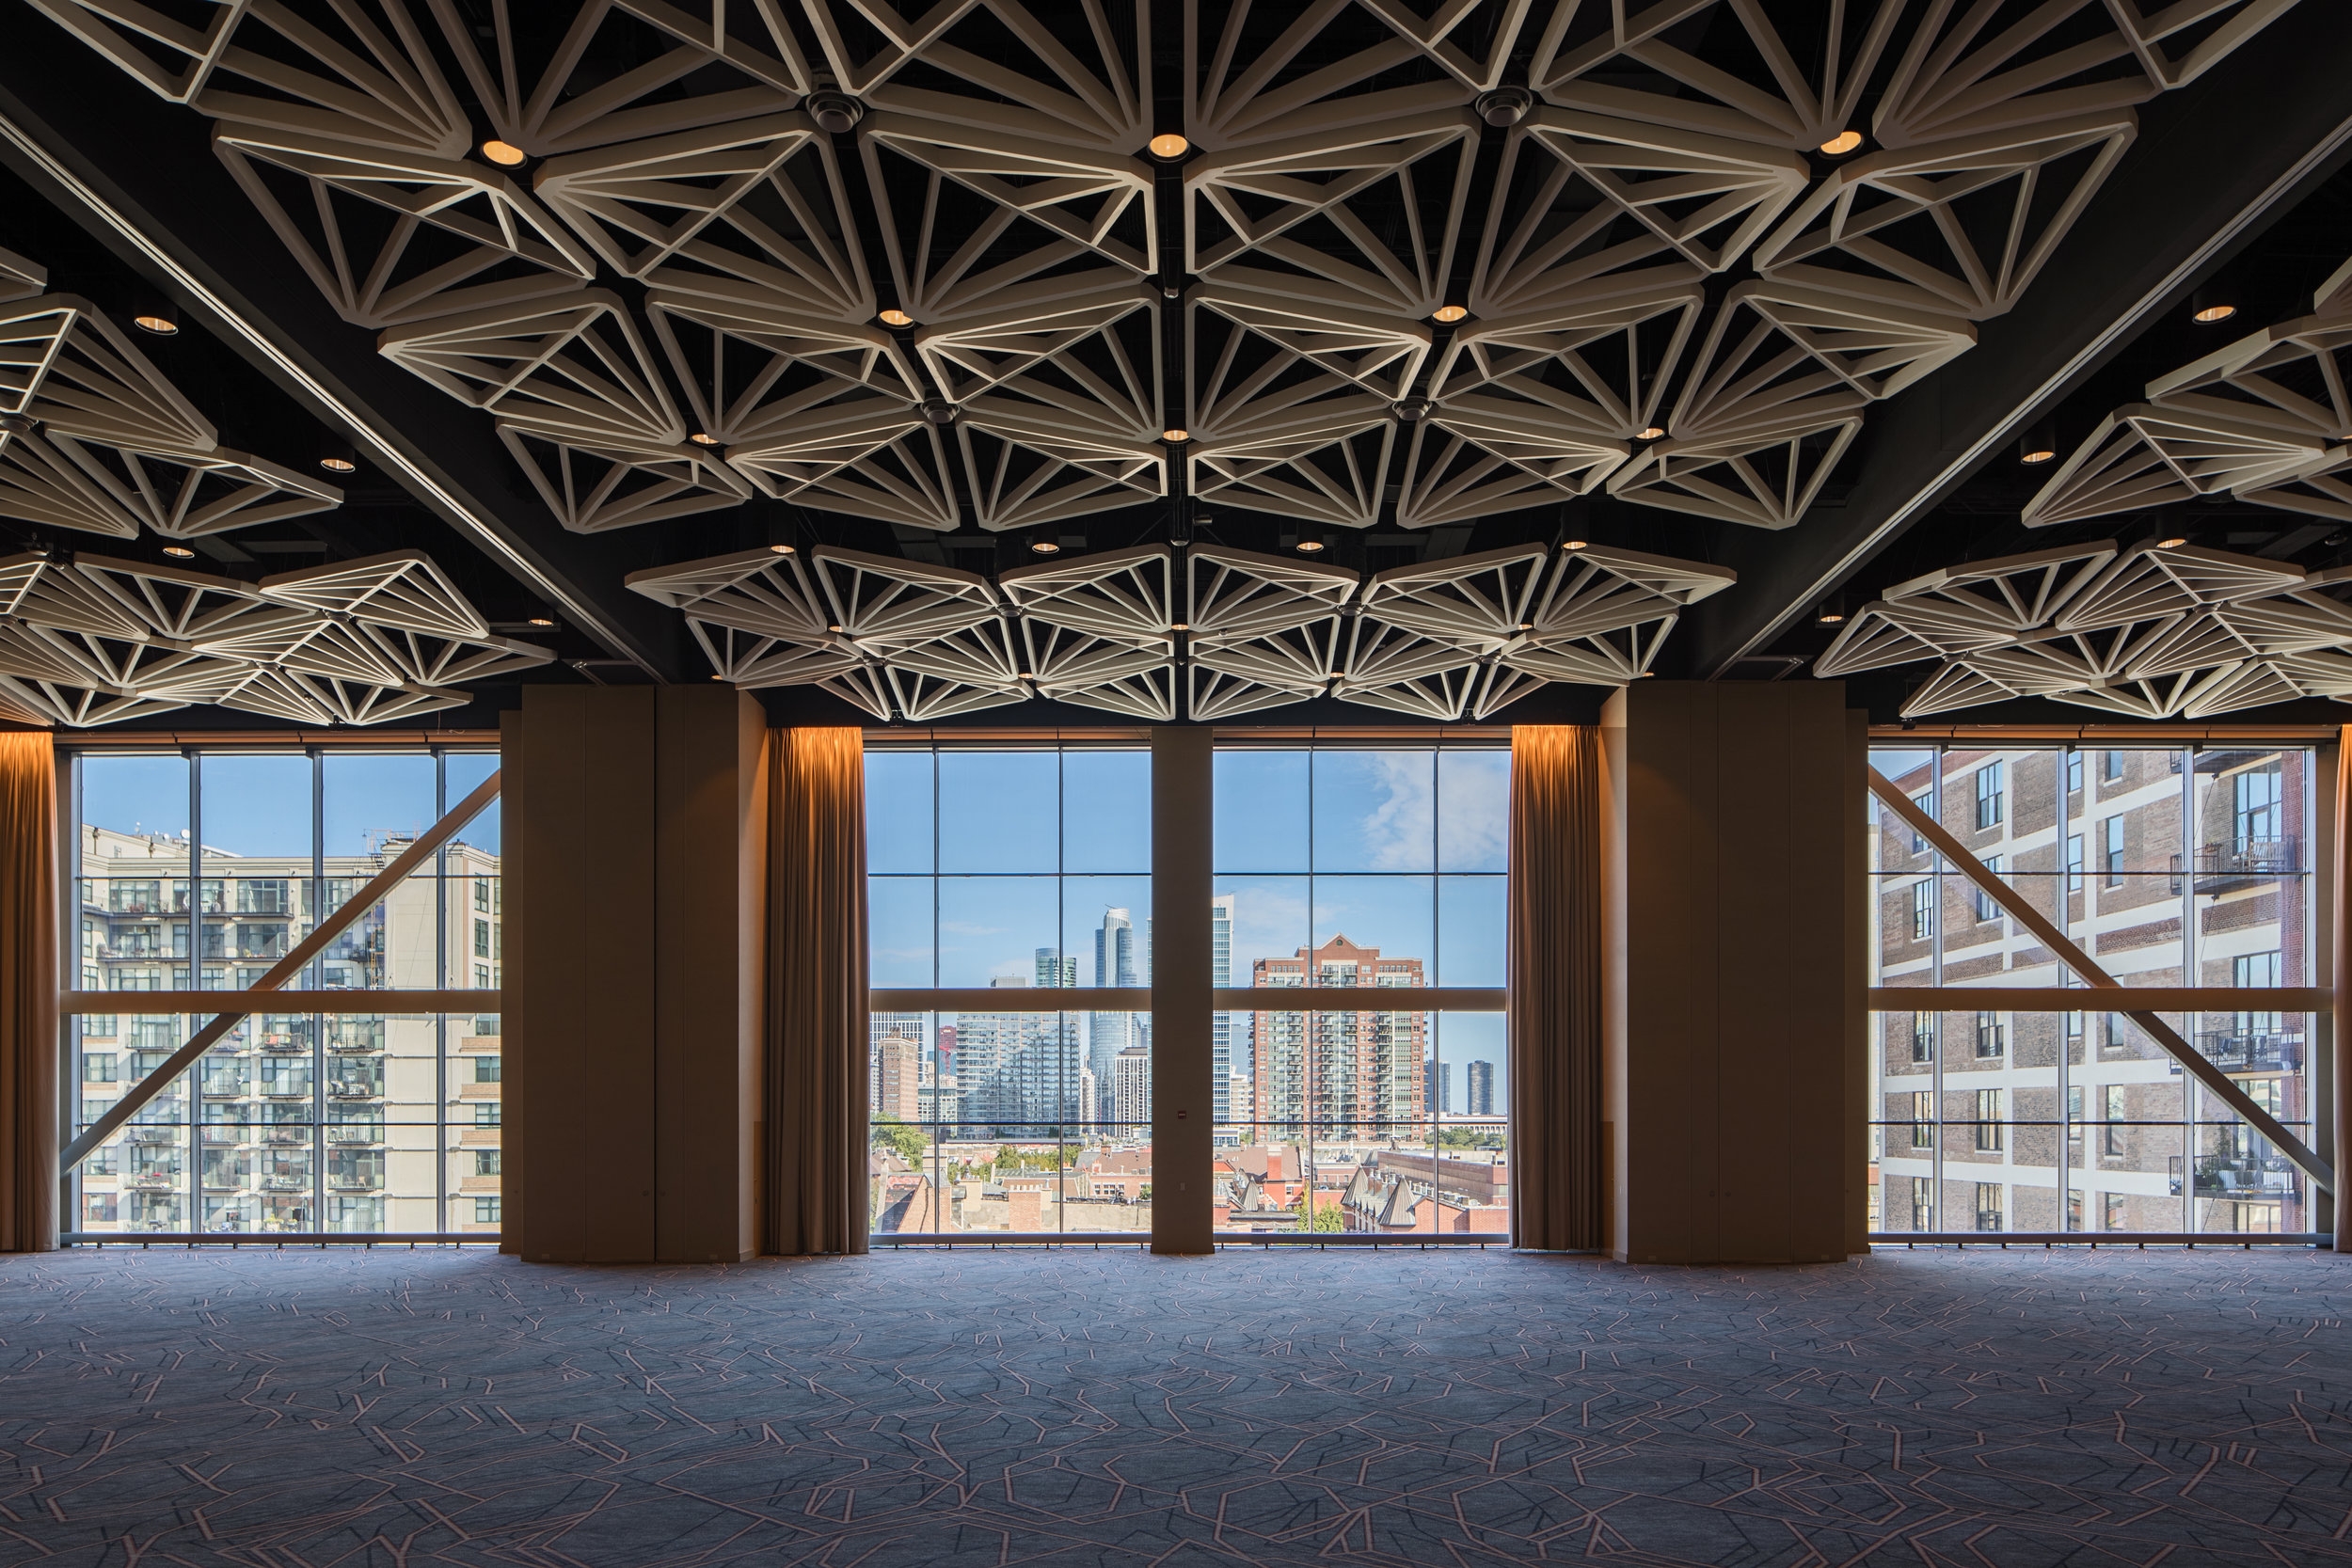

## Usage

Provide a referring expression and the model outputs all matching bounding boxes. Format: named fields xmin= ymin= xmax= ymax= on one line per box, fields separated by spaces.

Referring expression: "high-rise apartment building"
xmin=72 ymin=823 xmax=501 ymax=1236
xmin=1089 ymin=907 xmax=1148 ymax=1123
xmin=871 ymin=1031 xmax=922 ymax=1123
xmin=1466 ymin=1060 xmax=1495 ymax=1116
xmin=1211 ymin=895 xmax=1234 ymax=1120
xmin=1114 ymin=1046 xmax=1152 ymax=1124
xmin=1426 ymin=1060 xmax=1452 ymax=1115
xmin=1252 ymin=935 xmax=1424 ymax=1131
xmin=956 ymin=977 xmax=1080 ymax=1126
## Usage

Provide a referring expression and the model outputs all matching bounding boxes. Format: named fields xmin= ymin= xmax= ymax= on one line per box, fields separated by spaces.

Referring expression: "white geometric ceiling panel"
xmin=637 ymin=536 xmax=1734 ymax=720
xmin=24 ymin=0 xmax=2297 ymax=552
xmin=0 ymin=550 xmax=550 ymax=728
xmin=1816 ymin=538 xmax=2352 ymax=720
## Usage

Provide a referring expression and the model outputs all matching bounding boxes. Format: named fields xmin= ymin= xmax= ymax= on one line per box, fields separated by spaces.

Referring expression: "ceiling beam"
xmin=1680 ymin=0 xmax=2352 ymax=680
xmin=0 ymin=25 xmax=686 ymax=681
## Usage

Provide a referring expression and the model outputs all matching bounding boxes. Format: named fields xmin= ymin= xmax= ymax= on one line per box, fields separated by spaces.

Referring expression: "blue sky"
xmin=81 ymin=752 xmax=501 ymax=861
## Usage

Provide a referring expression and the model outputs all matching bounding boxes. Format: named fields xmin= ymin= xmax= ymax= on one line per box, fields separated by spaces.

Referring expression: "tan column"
xmin=1599 ymin=681 xmax=1860 ymax=1264
xmin=507 ymin=686 xmax=765 ymax=1263
xmin=1152 ymin=724 xmax=1213 ymax=1254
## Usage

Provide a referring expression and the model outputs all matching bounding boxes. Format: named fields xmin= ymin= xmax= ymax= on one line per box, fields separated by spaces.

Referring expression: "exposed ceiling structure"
xmin=2 ymin=0 xmax=2349 ymax=727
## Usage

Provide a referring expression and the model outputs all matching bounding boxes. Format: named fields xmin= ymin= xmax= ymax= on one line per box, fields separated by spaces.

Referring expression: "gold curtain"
xmin=0 ymin=731 xmax=57 ymax=1253
xmin=765 ymin=727 xmax=869 ymax=1256
xmin=1507 ymin=724 xmax=1603 ymax=1251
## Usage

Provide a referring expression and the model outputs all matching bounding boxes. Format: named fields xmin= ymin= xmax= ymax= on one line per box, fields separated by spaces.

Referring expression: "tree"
xmin=871 ymin=1116 xmax=926 ymax=1167
xmin=1296 ymin=1190 xmax=1346 ymax=1232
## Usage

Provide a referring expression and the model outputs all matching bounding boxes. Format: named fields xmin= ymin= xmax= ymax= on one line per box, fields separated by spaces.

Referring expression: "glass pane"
xmin=1219 ymin=875 xmax=1310 ymax=990
xmin=1312 ymin=751 xmax=1436 ymax=873
xmin=322 ymin=753 xmax=435 ymax=858
xmin=864 ymin=751 xmax=933 ymax=875
xmin=446 ymin=752 xmax=501 ymax=855
xmin=1311 ymin=876 xmax=1433 ymax=986
xmin=937 ymin=752 xmax=1057 ymax=873
xmin=1062 ymin=876 xmax=1152 ymax=989
xmin=1437 ymin=750 xmax=1510 ymax=873
xmin=867 ymin=877 xmax=935 ymax=989
xmin=201 ymin=754 xmax=313 ymax=857
xmin=1436 ymin=876 xmax=1505 ymax=988
xmin=935 ymin=878 xmax=1060 ymax=988
xmin=1213 ymin=751 xmax=1308 ymax=872
xmin=1061 ymin=752 xmax=1150 ymax=873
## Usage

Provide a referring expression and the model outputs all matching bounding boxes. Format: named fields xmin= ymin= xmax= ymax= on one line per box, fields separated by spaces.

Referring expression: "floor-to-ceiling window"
xmin=865 ymin=743 xmax=1152 ymax=1236
xmin=66 ymin=747 xmax=500 ymax=1237
xmin=1868 ymin=743 xmax=2322 ymax=1238
xmin=863 ymin=736 xmax=1511 ymax=1241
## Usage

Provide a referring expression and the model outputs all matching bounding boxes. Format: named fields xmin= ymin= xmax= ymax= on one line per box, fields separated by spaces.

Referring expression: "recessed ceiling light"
xmin=1169 ymin=622 xmax=1189 ymax=631
xmin=770 ymin=543 xmax=796 ymax=554
xmin=1031 ymin=539 xmax=1061 ymax=554
xmin=1818 ymin=611 xmax=1846 ymax=624
xmin=688 ymin=432 xmax=721 ymax=446
xmin=1820 ymin=129 xmax=1863 ymax=155
xmin=133 ymin=312 xmax=179 ymax=336
xmin=2192 ymin=303 xmax=2236 ymax=324
xmin=1433 ymin=305 xmax=1468 ymax=324
xmin=1162 ymin=428 xmax=1189 ymax=443
xmin=161 ymin=545 xmax=196 ymax=558
xmin=1563 ymin=539 xmax=1588 ymax=549
xmin=527 ymin=616 xmax=555 ymax=627
xmin=1295 ymin=538 xmax=1326 ymax=553
xmin=2019 ymin=445 xmax=2056 ymax=464
xmin=1149 ymin=133 xmax=1189 ymax=159
xmin=1635 ymin=426 xmax=1665 ymax=440
xmin=880 ymin=309 xmax=914 ymax=327
xmin=2157 ymin=536 xmax=2188 ymax=548
xmin=482 ymin=139 xmax=527 ymax=166
xmin=319 ymin=455 xmax=357 ymax=473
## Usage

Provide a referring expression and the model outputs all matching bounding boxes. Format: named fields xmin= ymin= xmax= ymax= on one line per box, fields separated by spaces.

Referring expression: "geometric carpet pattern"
xmin=0 ymin=1247 xmax=2346 ymax=1565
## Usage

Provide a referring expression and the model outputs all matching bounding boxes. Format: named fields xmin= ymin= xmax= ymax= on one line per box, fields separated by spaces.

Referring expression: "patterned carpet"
xmin=0 ymin=1244 xmax=2346 ymax=1566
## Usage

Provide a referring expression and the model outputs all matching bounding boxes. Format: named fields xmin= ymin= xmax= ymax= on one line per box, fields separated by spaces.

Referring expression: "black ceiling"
xmin=4 ymin=0 xmax=2349 ymax=729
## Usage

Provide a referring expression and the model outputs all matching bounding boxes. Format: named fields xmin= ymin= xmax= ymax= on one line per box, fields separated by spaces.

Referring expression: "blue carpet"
xmin=0 ymin=1245 xmax=2347 ymax=1565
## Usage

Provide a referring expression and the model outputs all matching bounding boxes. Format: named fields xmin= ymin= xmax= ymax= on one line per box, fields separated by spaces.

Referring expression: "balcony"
xmin=261 ymin=1175 xmax=308 ymax=1192
xmin=2171 ymin=836 xmax=2298 ymax=895
xmin=2194 ymin=1031 xmax=2303 ymax=1074
xmin=2169 ymin=1152 xmax=2298 ymax=1198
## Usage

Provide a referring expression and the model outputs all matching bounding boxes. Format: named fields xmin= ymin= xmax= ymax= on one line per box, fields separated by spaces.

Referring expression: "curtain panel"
xmin=1508 ymin=724 xmax=1603 ymax=1251
xmin=765 ymin=727 xmax=869 ymax=1256
xmin=0 ymin=731 xmax=57 ymax=1253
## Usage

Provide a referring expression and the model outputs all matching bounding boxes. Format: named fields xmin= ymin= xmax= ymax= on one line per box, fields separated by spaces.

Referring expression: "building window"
xmin=1973 ymin=856 xmax=2002 ymax=921
xmin=473 ymin=918 xmax=490 ymax=958
xmin=2104 ymin=1085 xmax=2126 ymax=1156
xmin=1908 ymin=792 xmax=1931 ymax=851
xmin=2104 ymin=816 xmax=2124 ymax=885
xmin=1975 ymin=1088 xmax=2003 ymax=1150
xmin=2102 ymin=750 xmax=2123 ymax=783
xmin=475 ymin=1150 xmax=501 ymax=1175
xmin=474 ymin=1102 xmax=501 ymax=1127
xmin=474 ymin=1056 xmax=501 ymax=1084
xmin=1974 ymin=763 xmax=2003 ymax=829
xmin=1911 ymin=1186 xmax=1932 ymax=1231
xmin=1975 ymin=1012 xmax=2004 ymax=1059
xmin=2066 ymin=751 xmax=2082 ymax=794
xmin=2234 ymin=768 xmax=2280 ymax=847
xmin=2067 ymin=1187 xmax=2083 ymax=1230
xmin=1912 ymin=880 xmax=1933 ymax=941
xmin=1909 ymin=1014 xmax=1933 ymax=1063
xmin=474 ymin=1197 xmax=501 ymax=1224
xmin=1975 ymin=1181 xmax=2002 ymax=1232
xmin=1911 ymin=1090 xmax=1932 ymax=1148
xmin=473 ymin=879 xmax=490 ymax=911
xmin=2104 ymin=1192 xmax=2126 ymax=1229
xmin=2065 ymin=833 xmax=2083 ymax=895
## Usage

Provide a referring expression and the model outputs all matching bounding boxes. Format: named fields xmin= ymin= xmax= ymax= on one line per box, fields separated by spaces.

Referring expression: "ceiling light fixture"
xmin=318 ymin=436 xmax=358 ymax=474
xmin=1820 ymin=129 xmax=1863 ymax=155
xmin=879 ymin=309 xmax=914 ymax=327
xmin=1296 ymin=537 xmax=1326 ymax=554
xmin=2157 ymin=535 xmax=2188 ymax=548
xmin=769 ymin=543 xmax=796 ymax=555
xmin=319 ymin=454 xmax=357 ymax=473
xmin=827 ymin=623 xmax=844 ymax=632
xmin=1031 ymin=539 xmax=1061 ymax=554
xmin=1818 ymin=610 xmax=1845 ymax=624
xmin=161 ymin=545 xmax=196 ymax=559
xmin=1169 ymin=622 xmax=1189 ymax=631
xmin=1148 ymin=133 xmax=1189 ymax=159
xmin=1162 ymin=428 xmax=1189 ymax=443
xmin=1433 ymin=305 xmax=1468 ymax=324
xmin=1635 ymin=425 xmax=1665 ymax=440
xmin=481 ymin=139 xmax=527 ymax=166
xmin=133 ymin=311 xmax=179 ymax=335
xmin=2018 ymin=415 xmax=2058 ymax=465
xmin=528 ymin=616 xmax=555 ymax=626
xmin=688 ymin=431 xmax=720 ymax=446
xmin=2190 ymin=285 xmax=2236 ymax=325
xmin=1563 ymin=539 xmax=1588 ymax=550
